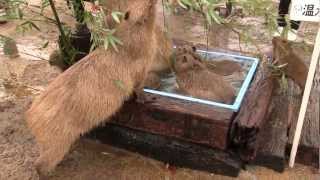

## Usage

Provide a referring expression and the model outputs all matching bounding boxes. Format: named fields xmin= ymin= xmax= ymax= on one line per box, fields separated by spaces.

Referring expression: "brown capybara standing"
xmin=25 ymin=0 xmax=158 ymax=175
xmin=144 ymin=28 xmax=174 ymax=88
xmin=272 ymin=37 xmax=309 ymax=89
xmin=149 ymin=28 xmax=174 ymax=73
xmin=173 ymin=46 xmax=236 ymax=104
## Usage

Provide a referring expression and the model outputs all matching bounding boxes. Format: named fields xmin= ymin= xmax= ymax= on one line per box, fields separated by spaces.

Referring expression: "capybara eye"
xmin=192 ymin=46 xmax=196 ymax=52
xmin=182 ymin=56 xmax=188 ymax=63
xmin=124 ymin=11 xmax=130 ymax=20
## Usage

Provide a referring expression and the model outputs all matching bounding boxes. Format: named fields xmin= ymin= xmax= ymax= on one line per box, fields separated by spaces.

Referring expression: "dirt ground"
xmin=0 ymin=0 xmax=320 ymax=180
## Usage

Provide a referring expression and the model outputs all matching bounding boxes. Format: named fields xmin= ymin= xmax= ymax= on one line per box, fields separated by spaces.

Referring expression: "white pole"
xmin=289 ymin=24 xmax=320 ymax=168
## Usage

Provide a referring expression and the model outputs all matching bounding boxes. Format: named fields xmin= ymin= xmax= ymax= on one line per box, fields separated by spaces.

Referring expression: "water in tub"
xmin=150 ymin=54 xmax=252 ymax=103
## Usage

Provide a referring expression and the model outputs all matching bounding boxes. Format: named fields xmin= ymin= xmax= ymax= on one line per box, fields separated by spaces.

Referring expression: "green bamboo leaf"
xmin=111 ymin=36 xmax=123 ymax=46
xmin=104 ymin=37 xmax=109 ymax=50
xmin=109 ymin=37 xmax=118 ymax=52
xmin=177 ymin=0 xmax=188 ymax=9
xmin=281 ymin=73 xmax=288 ymax=91
xmin=111 ymin=11 xmax=123 ymax=24
xmin=113 ymin=79 xmax=126 ymax=92
xmin=29 ymin=21 xmax=41 ymax=31
xmin=205 ymin=11 xmax=212 ymax=25
xmin=276 ymin=63 xmax=288 ymax=69
xmin=209 ymin=9 xmax=222 ymax=24
xmin=41 ymin=41 xmax=49 ymax=48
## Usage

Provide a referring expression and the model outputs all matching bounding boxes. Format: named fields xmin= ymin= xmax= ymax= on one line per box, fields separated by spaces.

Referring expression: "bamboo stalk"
xmin=47 ymin=0 xmax=68 ymax=43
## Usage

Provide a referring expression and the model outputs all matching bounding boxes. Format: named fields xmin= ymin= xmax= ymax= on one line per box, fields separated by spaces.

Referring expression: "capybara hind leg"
xmin=35 ymin=135 xmax=76 ymax=175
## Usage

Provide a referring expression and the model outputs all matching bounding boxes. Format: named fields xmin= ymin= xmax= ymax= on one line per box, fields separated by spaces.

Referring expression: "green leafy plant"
xmin=166 ymin=0 xmax=282 ymax=53
xmin=269 ymin=60 xmax=289 ymax=92
xmin=1 ymin=0 xmax=297 ymax=65
xmin=83 ymin=6 xmax=123 ymax=52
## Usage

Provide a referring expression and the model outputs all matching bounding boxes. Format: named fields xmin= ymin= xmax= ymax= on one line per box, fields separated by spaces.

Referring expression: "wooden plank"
xmin=110 ymin=94 xmax=233 ymax=149
xmin=230 ymin=61 xmax=275 ymax=162
xmin=250 ymin=85 xmax=289 ymax=172
xmin=285 ymin=145 xmax=319 ymax=168
xmin=138 ymin=93 xmax=234 ymax=122
xmin=88 ymin=124 xmax=242 ymax=177
xmin=288 ymin=61 xmax=320 ymax=148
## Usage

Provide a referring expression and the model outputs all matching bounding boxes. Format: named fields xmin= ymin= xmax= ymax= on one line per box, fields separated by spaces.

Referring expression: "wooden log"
xmin=288 ymin=61 xmax=320 ymax=148
xmin=272 ymin=37 xmax=320 ymax=148
xmin=250 ymin=38 xmax=320 ymax=171
xmin=110 ymin=93 xmax=234 ymax=150
xmin=88 ymin=124 xmax=243 ymax=177
xmin=285 ymin=145 xmax=319 ymax=168
xmin=250 ymin=85 xmax=290 ymax=172
xmin=230 ymin=61 xmax=275 ymax=162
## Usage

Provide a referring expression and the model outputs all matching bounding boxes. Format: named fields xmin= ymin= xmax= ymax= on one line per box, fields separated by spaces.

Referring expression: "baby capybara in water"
xmin=25 ymin=0 xmax=158 ymax=175
xmin=173 ymin=46 xmax=236 ymax=104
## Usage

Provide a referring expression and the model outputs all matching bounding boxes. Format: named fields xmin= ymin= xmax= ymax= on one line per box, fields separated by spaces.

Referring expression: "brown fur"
xmin=148 ymin=28 xmax=174 ymax=73
xmin=98 ymin=0 xmax=174 ymax=89
xmin=173 ymin=46 xmax=235 ymax=104
xmin=205 ymin=59 xmax=242 ymax=76
xmin=144 ymin=28 xmax=174 ymax=88
xmin=172 ymin=45 xmax=241 ymax=76
xmin=272 ymin=37 xmax=309 ymax=89
xmin=25 ymin=0 xmax=158 ymax=175
xmin=99 ymin=0 xmax=174 ymax=73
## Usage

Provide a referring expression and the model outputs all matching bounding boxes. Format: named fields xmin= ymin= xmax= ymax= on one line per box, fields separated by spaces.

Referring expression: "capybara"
xmin=173 ymin=46 xmax=236 ymax=104
xmin=149 ymin=28 xmax=174 ymax=73
xmin=205 ymin=58 xmax=242 ymax=76
xmin=99 ymin=0 xmax=174 ymax=73
xmin=272 ymin=37 xmax=308 ymax=89
xmin=25 ymin=0 xmax=158 ymax=175
xmin=172 ymin=45 xmax=241 ymax=76
xmin=144 ymin=28 xmax=174 ymax=88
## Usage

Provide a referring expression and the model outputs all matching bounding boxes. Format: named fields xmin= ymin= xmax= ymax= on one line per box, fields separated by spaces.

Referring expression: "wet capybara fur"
xmin=172 ymin=45 xmax=241 ymax=76
xmin=173 ymin=46 xmax=236 ymax=104
xmin=25 ymin=0 xmax=158 ymax=175
xmin=205 ymin=58 xmax=242 ymax=76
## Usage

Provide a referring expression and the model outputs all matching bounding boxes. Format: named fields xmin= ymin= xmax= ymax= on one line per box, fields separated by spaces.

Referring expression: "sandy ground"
xmin=0 ymin=1 xmax=320 ymax=180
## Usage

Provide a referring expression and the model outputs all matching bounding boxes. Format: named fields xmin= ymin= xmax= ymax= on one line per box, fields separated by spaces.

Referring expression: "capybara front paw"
xmin=35 ymin=159 xmax=51 ymax=179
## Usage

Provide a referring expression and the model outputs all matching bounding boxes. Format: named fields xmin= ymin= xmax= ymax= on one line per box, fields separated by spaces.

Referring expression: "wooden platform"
xmin=88 ymin=39 xmax=320 ymax=176
xmin=86 ymin=55 xmax=288 ymax=177
xmin=109 ymin=93 xmax=234 ymax=150
xmin=89 ymin=124 xmax=242 ymax=177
